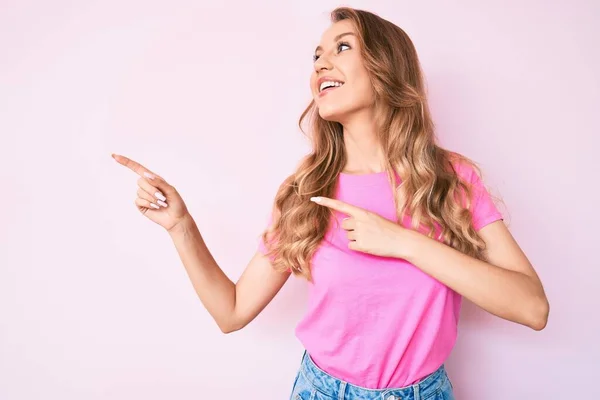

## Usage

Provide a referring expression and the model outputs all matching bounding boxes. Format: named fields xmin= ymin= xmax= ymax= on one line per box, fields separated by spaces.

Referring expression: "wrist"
xmin=394 ymin=227 xmax=422 ymax=262
xmin=168 ymin=214 xmax=195 ymax=236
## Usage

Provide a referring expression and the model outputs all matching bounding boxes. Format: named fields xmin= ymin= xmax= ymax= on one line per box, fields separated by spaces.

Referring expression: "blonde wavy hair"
xmin=260 ymin=7 xmax=501 ymax=281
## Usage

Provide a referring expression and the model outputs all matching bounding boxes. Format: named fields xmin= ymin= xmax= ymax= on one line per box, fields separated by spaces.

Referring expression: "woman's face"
xmin=310 ymin=20 xmax=375 ymax=122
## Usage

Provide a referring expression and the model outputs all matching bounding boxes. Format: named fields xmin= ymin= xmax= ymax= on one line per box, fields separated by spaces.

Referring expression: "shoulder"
xmin=447 ymin=152 xmax=482 ymax=185
xmin=447 ymin=152 xmax=504 ymax=229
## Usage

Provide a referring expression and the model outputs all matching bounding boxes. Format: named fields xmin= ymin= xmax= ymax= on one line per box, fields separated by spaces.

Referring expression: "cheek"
xmin=352 ymin=72 xmax=375 ymax=102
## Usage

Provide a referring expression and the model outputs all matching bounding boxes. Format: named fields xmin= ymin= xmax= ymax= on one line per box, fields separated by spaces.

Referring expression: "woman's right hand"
xmin=112 ymin=153 xmax=190 ymax=232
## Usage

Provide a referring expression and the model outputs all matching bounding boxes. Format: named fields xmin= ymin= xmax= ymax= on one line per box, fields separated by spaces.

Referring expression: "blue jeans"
xmin=290 ymin=351 xmax=455 ymax=400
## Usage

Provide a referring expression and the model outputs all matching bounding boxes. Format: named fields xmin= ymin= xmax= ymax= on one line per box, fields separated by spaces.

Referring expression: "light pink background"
xmin=1 ymin=0 xmax=598 ymax=398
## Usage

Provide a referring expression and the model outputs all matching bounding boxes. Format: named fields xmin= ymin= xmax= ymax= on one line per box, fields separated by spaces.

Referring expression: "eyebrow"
xmin=314 ymin=32 xmax=355 ymax=53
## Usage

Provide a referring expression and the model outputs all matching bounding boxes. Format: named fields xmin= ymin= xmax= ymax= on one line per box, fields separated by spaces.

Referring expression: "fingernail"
xmin=310 ymin=197 xmax=321 ymax=203
xmin=144 ymin=172 xmax=155 ymax=179
xmin=157 ymin=199 xmax=168 ymax=207
xmin=150 ymin=203 xmax=160 ymax=209
xmin=155 ymin=191 xmax=166 ymax=201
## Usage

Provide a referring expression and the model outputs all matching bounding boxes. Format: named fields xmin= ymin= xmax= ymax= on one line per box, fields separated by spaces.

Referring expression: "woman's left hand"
xmin=310 ymin=196 xmax=408 ymax=258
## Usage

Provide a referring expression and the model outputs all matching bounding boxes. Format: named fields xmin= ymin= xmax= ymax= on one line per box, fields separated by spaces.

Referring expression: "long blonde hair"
xmin=261 ymin=7 xmax=500 ymax=281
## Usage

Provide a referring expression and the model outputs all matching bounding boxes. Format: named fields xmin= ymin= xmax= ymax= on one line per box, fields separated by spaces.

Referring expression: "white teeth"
xmin=319 ymin=81 xmax=344 ymax=92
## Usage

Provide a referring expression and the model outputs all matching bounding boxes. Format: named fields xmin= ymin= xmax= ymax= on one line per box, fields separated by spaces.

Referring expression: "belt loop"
xmin=338 ymin=381 xmax=346 ymax=400
xmin=413 ymin=382 xmax=420 ymax=400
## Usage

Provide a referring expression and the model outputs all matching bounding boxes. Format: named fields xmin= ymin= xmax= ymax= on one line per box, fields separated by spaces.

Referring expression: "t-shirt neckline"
xmin=338 ymin=170 xmax=398 ymax=187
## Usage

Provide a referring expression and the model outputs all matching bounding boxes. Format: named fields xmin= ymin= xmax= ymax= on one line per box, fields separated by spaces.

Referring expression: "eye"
xmin=337 ymin=41 xmax=351 ymax=53
xmin=312 ymin=41 xmax=351 ymax=62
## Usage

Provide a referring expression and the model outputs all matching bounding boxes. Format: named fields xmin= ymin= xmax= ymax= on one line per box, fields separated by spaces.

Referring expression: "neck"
xmin=341 ymin=111 xmax=385 ymax=174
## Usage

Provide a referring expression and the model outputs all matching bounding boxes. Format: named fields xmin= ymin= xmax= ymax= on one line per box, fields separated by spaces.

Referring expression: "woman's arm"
xmin=310 ymin=190 xmax=549 ymax=331
xmin=111 ymin=153 xmax=290 ymax=334
xmin=398 ymin=220 xmax=549 ymax=330
xmin=169 ymin=215 xmax=291 ymax=334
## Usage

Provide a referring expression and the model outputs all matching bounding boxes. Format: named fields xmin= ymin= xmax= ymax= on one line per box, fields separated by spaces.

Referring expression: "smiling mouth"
xmin=319 ymin=81 xmax=345 ymax=93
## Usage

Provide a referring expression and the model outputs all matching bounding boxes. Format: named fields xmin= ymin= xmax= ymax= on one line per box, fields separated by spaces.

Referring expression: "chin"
xmin=317 ymin=106 xmax=346 ymax=122
xmin=318 ymin=112 xmax=341 ymax=122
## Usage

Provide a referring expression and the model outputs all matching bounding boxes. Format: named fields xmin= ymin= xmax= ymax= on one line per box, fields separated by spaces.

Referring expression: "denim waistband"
xmin=299 ymin=350 xmax=448 ymax=400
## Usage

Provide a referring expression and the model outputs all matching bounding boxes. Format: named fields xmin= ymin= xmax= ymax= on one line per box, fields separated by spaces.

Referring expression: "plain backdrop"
xmin=1 ymin=0 xmax=598 ymax=398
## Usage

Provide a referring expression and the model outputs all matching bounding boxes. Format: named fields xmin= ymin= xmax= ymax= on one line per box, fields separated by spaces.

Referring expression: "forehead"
xmin=318 ymin=19 xmax=356 ymax=44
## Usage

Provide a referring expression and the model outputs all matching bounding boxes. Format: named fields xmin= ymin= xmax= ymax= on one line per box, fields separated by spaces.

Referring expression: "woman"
xmin=112 ymin=7 xmax=549 ymax=400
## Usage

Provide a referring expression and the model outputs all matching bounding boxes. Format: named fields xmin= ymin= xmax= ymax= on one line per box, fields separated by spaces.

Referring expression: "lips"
xmin=320 ymin=85 xmax=343 ymax=99
xmin=320 ymin=84 xmax=342 ymax=93
xmin=317 ymin=77 xmax=345 ymax=95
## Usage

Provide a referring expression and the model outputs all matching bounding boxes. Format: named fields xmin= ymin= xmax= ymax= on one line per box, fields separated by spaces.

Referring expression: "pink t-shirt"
xmin=258 ymin=161 xmax=503 ymax=389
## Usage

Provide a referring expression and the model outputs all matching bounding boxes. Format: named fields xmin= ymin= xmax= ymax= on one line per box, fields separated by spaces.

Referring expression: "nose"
xmin=314 ymin=53 xmax=333 ymax=72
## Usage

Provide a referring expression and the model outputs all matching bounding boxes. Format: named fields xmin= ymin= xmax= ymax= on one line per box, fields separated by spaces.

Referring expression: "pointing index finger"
xmin=310 ymin=196 xmax=360 ymax=217
xmin=111 ymin=154 xmax=157 ymax=178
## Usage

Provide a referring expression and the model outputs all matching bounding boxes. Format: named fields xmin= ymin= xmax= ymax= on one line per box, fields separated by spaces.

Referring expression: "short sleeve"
xmin=457 ymin=162 xmax=504 ymax=231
